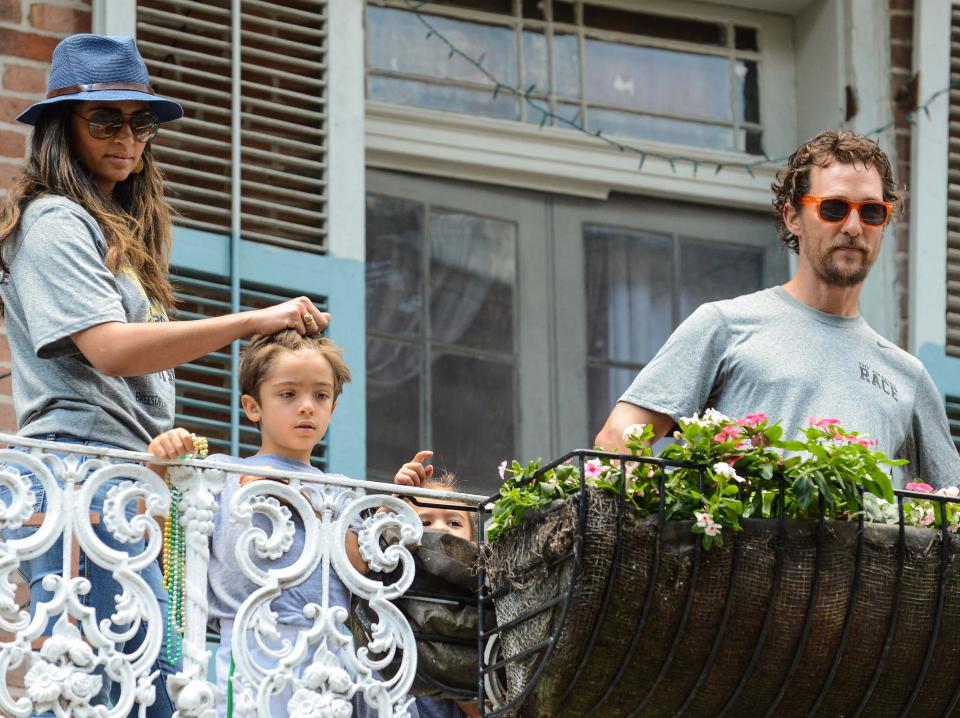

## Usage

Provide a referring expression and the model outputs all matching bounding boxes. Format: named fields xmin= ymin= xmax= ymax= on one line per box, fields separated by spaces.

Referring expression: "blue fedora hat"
xmin=17 ymin=34 xmax=183 ymax=126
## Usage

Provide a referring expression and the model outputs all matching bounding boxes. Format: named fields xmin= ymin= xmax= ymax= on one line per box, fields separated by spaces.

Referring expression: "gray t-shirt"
xmin=620 ymin=286 xmax=960 ymax=487
xmin=0 ymin=195 xmax=175 ymax=450
xmin=207 ymin=453 xmax=356 ymax=627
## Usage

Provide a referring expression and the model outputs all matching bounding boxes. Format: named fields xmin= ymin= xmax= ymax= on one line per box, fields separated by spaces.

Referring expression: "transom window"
xmin=367 ymin=0 xmax=764 ymax=154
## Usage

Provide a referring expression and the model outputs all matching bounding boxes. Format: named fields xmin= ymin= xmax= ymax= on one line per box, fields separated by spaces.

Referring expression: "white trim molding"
xmin=366 ymin=101 xmax=779 ymax=209
xmin=908 ymin=0 xmax=951 ymax=355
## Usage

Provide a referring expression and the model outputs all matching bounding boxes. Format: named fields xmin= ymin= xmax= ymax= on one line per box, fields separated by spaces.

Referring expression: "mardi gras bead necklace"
xmin=163 ymin=434 xmax=208 ymax=664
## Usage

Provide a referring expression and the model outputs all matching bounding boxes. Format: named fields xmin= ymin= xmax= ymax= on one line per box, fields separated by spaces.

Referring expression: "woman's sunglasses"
xmin=74 ymin=108 xmax=160 ymax=143
xmin=797 ymin=195 xmax=892 ymax=227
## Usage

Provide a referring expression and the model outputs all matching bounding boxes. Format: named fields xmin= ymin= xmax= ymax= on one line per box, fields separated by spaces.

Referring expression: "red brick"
xmin=0 ymin=128 xmax=25 ymax=158
xmin=28 ymin=4 xmax=91 ymax=34
xmin=0 ymin=28 xmax=60 ymax=63
xmin=890 ymin=42 xmax=913 ymax=71
xmin=0 ymin=160 xmax=22 ymax=192
xmin=890 ymin=13 xmax=914 ymax=42
xmin=0 ymin=94 xmax=30 ymax=123
xmin=890 ymin=0 xmax=914 ymax=10
xmin=3 ymin=64 xmax=46 ymax=94
xmin=0 ymin=0 xmax=21 ymax=23
xmin=0 ymin=400 xmax=16 ymax=434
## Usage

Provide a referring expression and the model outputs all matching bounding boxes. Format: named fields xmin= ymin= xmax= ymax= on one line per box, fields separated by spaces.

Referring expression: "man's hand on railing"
xmin=147 ymin=427 xmax=202 ymax=479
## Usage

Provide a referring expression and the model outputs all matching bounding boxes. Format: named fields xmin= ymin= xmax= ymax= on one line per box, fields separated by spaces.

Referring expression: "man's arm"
xmin=594 ymin=401 xmax=675 ymax=454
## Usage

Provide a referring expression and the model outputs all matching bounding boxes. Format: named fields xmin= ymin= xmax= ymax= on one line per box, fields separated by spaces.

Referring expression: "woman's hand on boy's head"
xmin=394 ymin=450 xmax=434 ymax=488
xmin=148 ymin=427 xmax=197 ymax=461
xmin=249 ymin=296 xmax=330 ymax=336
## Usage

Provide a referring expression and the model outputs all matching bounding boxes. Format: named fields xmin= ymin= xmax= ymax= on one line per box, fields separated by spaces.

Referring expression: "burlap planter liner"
xmin=484 ymin=487 xmax=960 ymax=717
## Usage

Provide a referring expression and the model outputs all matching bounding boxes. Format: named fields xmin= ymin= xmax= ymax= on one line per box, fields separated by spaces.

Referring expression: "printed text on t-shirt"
xmin=859 ymin=363 xmax=898 ymax=402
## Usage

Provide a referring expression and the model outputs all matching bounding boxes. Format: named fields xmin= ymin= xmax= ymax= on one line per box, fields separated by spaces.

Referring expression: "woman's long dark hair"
xmin=0 ymin=102 xmax=176 ymax=311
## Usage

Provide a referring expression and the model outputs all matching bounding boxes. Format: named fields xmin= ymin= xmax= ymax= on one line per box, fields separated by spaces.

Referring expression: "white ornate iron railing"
xmin=0 ymin=434 xmax=486 ymax=717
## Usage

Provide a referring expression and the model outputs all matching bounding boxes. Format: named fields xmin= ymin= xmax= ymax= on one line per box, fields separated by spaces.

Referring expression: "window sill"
xmin=365 ymin=101 xmax=779 ymax=210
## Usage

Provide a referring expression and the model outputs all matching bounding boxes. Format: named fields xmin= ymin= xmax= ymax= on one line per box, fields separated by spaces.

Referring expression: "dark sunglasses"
xmin=74 ymin=108 xmax=160 ymax=142
xmin=797 ymin=195 xmax=892 ymax=227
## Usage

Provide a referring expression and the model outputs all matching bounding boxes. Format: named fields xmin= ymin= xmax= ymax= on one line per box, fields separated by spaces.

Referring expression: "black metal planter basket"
xmin=478 ymin=449 xmax=960 ymax=718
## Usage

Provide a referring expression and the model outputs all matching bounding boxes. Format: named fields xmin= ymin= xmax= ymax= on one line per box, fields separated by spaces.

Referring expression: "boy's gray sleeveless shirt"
xmin=0 ymin=196 xmax=175 ymax=449
xmin=620 ymin=286 xmax=960 ymax=486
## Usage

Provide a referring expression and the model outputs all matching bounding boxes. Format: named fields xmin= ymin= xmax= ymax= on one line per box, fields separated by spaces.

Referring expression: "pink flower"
xmin=856 ymin=437 xmax=877 ymax=448
xmin=738 ymin=412 xmax=768 ymax=428
xmin=905 ymin=481 xmax=934 ymax=494
xmin=498 ymin=461 xmax=508 ymax=481
xmin=713 ymin=425 xmax=742 ymax=444
xmin=921 ymin=509 xmax=935 ymax=526
xmin=584 ymin=459 xmax=603 ymax=478
xmin=704 ymin=522 xmax=721 ymax=537
xmin=937 ymin=486 xmax=960 ymax=498
xmin=808 ymin=417 xmax=841 ymax=429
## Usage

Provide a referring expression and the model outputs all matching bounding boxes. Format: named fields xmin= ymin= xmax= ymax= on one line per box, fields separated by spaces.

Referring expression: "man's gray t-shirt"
xmin=620 ymin=286 xmax=960 ymax=486
xmin=0 ymin=195 xmax=175 ymax=449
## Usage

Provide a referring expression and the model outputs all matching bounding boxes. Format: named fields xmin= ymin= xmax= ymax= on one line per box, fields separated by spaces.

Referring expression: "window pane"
xmin=737 ymin=60 xmax=760 ymax=124
xmin=587 ymin=363 xmax=640 ymax=443
xmin=367 ymin=338 xmax=422 ymax=477
xmin=366 ymin=195 xmax=423 ymax=338
xmin=431 ymin=352 xmax=515 ymax=494
xmin=429 ymin=211 xmax=516 ymax=354
xmin=583 ymin=5 xmax=726 ymax=46
xmin=523 ymin=30 xmax=549 ymax=96
xmin=584 ymin=40 xmax=732 ymax=121
xmin=367 ymin=6 xmax=518 ymax=87
xmin=735 ymin=25 xmax=759 ymax=51
xmin=588 ymin=109 xmax=736 ymax=150
xmin=679 ymin=238 xmax=764 ymax=321
xmin=553 ymin=32 xmax=581 ymax=99
xmin=584 ymin=226 xmax=673 ymax=365
xmin=368 ymin=76 xmax=520 ymax=120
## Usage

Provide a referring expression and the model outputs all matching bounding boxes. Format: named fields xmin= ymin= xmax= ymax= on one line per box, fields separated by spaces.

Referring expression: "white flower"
xmin=68 ymin=641 xmax=95 ymax=668
xmin=622 ymin=423 xmax=648 ymax=442
xmin=498 ymin=460 xmax=508 ymax=481
xmin=694 ymin=511 xmax=713 ymax=529
xmin=936 ymin=485 xmax=960 ymax=498
xmin=703 ymin=408 xmax=730 ymax=425
xmin=704 ymin=522 xmax=721 ymax=537
xmin=24 ymin=660 xmax=63 ymax=703
xmin=713 ymin=461 xmax=745 ymax=484
xmin=63 ymin=670 xmax=102 ymax=703
xmin=484 ymin=502 xmax=495 ymax=511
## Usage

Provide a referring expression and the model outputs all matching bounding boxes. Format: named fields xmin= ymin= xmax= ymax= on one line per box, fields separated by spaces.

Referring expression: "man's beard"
xmin=813 ymin=239 xmax=874 ymax=287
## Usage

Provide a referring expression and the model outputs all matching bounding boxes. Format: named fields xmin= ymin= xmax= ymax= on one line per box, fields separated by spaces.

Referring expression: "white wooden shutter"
xmin=138 ymin=0 xmax=328 ymax=252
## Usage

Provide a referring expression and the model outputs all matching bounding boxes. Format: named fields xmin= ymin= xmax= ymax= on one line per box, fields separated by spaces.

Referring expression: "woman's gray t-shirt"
xmin=0 ymin=195 xmax=175 ymax=449
xmin=620 ymin=286 xmax=960 ymax=486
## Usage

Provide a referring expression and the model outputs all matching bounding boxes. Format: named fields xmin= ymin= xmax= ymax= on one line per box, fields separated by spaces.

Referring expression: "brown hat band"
xmin=46 ymin=81 xmax=156 ymax=99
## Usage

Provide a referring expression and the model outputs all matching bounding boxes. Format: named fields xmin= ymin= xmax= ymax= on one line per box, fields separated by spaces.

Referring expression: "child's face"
xmin=414 ymin=498 xmax=474 ymax=542
xmin=240 ymin=348 xmax=337 ymax=462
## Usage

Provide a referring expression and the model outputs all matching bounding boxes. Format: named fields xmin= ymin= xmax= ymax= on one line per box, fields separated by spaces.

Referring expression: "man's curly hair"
xmin=771 ymin=130 xmax=903 ymax=253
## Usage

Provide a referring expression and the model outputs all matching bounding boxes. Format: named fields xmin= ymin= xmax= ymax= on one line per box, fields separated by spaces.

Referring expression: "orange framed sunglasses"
xmin=797 ymin=195 xmax=893 ymax=227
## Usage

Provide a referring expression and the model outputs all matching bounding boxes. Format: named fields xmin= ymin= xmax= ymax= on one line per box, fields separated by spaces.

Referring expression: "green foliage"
xmin=486 ymin=411 xmax=945 ymax=548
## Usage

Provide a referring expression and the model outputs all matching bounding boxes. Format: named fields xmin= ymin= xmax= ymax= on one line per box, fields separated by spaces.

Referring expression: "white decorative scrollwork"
xmin=0 ymin=445 xmax=169 ymax=718
xmin=227 ymin=479 xmax=423 ymax=717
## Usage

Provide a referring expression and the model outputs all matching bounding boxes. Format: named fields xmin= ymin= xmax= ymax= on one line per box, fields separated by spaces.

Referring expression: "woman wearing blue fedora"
xmin=0 ymin=34 xmax=331 ymax=717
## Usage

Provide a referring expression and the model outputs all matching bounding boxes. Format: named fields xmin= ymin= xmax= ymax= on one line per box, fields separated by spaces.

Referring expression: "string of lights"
xmin=403 ymin=0 xmax=954 ymax=177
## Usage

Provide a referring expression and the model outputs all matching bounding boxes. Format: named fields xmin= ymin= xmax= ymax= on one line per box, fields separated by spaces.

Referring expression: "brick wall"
xmin=0 ymin=0 xmax=90 ymax=435
xmin=890 ymin=0 xmax=914 ymax=349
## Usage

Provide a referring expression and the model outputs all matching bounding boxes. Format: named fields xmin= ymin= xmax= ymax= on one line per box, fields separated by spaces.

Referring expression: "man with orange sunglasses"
xmin=596 ymin=129 xmax=960 ymax=488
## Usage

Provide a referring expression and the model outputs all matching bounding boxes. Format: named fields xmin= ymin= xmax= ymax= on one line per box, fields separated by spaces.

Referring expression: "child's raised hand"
xmin=148 ymin=428 xmax=197 ymax=462
xmin=394 ymin=450 xmax=434 ymax=488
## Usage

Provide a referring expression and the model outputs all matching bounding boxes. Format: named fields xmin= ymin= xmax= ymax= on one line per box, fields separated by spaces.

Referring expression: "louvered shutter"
xmin=947 ymin=394 xmax=960 ymax=452
xmin=172 ymin=269 xmax=329 ymax=467
xmin=948 ymin=4 xmax=960 ymax=356
xmin=137 ymin=0 xmax=328 ymax=252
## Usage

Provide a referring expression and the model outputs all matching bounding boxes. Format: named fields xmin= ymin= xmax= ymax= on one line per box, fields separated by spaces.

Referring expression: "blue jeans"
xmin=1 ymin=435 xmax=179 ymax=717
